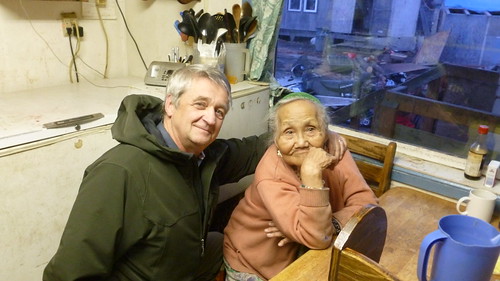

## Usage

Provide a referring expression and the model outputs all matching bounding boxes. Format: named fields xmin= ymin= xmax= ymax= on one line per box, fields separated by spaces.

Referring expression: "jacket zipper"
xmin=201 ymin=238 xmax=205 ymax=257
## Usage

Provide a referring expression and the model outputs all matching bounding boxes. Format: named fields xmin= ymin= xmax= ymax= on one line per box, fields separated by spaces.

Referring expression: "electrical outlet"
xmin=61 ymin=12 xmax=78 ymax=36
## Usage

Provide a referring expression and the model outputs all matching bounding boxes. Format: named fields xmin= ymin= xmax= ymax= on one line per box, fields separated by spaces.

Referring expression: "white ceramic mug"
xmin=456 ymin=189 xmax=497 ymax=222
xmin=224 ymin=43 xmax=250 ymax=84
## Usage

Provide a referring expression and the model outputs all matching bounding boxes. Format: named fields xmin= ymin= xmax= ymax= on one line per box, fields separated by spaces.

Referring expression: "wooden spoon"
xmin=232 ymin=4 xmax=241 ymax=43
xmin=243 ymin=19 xmax=257 ymax=42
xmin=242 ymin=2 xmax=252 ymax=18
xmin=240 ymin=16 xmax=256 ymax=43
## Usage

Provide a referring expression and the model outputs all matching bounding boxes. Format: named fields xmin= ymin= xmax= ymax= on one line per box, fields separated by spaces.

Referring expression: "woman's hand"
xmin=327 ymin=131 xmax=347 ymax=164
xmin=265 ymin=221 xmax=291 ymax=247
xmin=300 ymin=147 xmax=335 ymax=188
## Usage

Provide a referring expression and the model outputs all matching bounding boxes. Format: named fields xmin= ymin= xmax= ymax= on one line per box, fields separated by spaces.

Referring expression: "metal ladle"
xmin=197 ymin=13 xmax=212 ymax=44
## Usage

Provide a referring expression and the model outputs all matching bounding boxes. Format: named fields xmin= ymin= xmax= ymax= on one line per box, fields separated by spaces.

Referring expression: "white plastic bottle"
xmin=464 ymin=125 xmax=489 ymax=180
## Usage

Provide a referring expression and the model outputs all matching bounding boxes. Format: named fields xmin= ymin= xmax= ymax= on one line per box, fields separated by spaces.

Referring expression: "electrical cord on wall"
xmin=18 ymin=0 xmax=138 ymax=90
xmin=68 ymin=23 xmax=83 ymax=83
xmin=66 ymin=27 xmax=80 ymax=83
xmin=115 ymin=0 xmax=148 ymax=70
xmin=19 ymin=0 xmax=105 ymax=82
xmin=96 ymin=2 xmax=110 ymax=78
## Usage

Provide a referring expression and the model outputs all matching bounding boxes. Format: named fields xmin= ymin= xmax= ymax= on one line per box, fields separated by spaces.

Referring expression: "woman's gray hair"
xmin=163 ymin=64 xmax=232 ymax=112
xmin=267 ymin=94 xmax=330 ymax=146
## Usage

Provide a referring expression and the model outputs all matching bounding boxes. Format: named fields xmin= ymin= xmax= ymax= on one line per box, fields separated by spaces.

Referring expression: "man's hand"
xmin=327 ymin=130 xmax=347 ymax=164
xmin=264 ymin=221 xmax=291 ymax=247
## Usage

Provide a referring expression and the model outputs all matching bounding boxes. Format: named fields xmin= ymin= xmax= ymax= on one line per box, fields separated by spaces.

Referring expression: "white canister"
xmin=224 ymin=43 xmax=250 ymax=84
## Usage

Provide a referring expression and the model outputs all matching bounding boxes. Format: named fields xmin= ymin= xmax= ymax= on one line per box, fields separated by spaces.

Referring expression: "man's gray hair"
xmin=164 ymin=64 xmax=232 ymax=111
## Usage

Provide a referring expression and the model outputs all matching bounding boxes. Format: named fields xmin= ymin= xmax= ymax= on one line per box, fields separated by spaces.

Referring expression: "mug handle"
xmin=242 ymin=48 xmax=250 ymax=75
xmin=417 ymin=229 xmax=446 ymax=281
xmin=456 ymin=196 xmax=470 ymax=215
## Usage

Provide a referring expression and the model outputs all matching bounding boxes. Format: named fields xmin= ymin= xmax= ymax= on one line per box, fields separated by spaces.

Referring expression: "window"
xmin=288 ymin=0 xmax=317 ymax=13
xmin=275 ymin=1 xmax=500 ymax=165
xmin=303 ymin=0 xmax=318 ymax=13
xmin=288 ymin=0 xmax=301 ymax=12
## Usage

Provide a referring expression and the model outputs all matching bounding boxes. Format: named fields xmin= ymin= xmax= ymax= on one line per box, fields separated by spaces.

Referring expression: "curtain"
xmin=247 ymin=0 xmax=284 ymax=82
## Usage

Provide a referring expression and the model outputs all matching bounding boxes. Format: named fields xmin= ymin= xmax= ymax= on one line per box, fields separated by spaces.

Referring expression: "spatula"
xmin=224 ymin=9 xmax=236 ymax=43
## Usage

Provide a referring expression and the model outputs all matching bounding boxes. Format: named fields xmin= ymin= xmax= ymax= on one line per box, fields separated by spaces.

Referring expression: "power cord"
xmin=96 ymin=2 xmax=110 ymax=78
xmin=69 ymin=23 xmax=83 ymax=83
xmin=115 ymin=0 xmax=148 ymax=70
xmin=19 ymin=0 xmax=105 ymax=82
xmin=66 ymin=27 xmax=80 ymax=83
xmin=19 ymin=0 xmax=138 ymax=88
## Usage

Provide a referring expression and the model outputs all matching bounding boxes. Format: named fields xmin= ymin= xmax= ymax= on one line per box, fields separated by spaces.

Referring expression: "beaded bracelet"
xmin=332 ymin=218 xmax=342 ymax=234
xmin=300 ymin=184 xmax=327 ymax=190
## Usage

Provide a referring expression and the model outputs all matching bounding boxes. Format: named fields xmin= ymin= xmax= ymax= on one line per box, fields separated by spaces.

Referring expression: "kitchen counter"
xmin=0 ymin=77 xmax=267 ymax=151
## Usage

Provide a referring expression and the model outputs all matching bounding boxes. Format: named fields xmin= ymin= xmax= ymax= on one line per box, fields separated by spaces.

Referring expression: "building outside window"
xmin=275 ymin=0 xmax=500 ymax=168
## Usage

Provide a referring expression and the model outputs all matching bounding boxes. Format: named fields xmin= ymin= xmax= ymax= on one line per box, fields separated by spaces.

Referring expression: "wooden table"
xmin=380 ymin=187 xmax=463 ymax=280
xmin=270 ymin=186 xmax=499 ymax=281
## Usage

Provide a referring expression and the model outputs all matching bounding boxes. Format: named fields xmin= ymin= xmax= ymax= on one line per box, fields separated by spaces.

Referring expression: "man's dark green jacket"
xmin=43 ymin=94 xmax=268 ymax=280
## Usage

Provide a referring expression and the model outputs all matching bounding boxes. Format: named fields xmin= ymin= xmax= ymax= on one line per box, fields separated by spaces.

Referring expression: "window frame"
xmin=288 ymin=0 xmax=302 ymax=12
xmin=303 ymin=0 xmax=318 ymax=13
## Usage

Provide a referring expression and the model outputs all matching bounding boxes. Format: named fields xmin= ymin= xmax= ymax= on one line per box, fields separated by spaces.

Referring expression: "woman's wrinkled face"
xmin=275 ymin=100 xmax=327 ymax=168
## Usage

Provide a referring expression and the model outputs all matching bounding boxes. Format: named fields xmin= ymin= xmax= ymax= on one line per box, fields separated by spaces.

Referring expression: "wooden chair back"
xmin=333 ymin=248 xmax=401 ymax=281
xmin=329 ymin=204 xmax=395 ymax=281
xmin=339 ymin=133 xmax=397 ymax=197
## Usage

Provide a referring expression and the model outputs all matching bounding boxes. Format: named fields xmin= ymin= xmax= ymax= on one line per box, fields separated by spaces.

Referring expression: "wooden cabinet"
xmin=0 ymin=80 xmax=269 ymax=281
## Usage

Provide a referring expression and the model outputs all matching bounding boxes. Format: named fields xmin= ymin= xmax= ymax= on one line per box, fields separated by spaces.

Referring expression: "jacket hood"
xmin=111 ymin=94 xmax=194 ymax=163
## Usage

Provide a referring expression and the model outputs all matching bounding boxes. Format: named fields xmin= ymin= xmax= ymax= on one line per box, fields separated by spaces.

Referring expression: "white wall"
xmin=388 ymin=0 xmax=420 ymax=37
xmin=0 ymin=0 xmax=239 ymax=94
xmin=0 ymin=0 xmax=126 ymax=93
xmin=330 ymin=0 xmax=356 ymax=34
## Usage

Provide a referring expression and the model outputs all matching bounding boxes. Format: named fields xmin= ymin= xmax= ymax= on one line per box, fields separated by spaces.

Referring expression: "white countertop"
xmin=0 ymin=77 xmax=267 ymax=150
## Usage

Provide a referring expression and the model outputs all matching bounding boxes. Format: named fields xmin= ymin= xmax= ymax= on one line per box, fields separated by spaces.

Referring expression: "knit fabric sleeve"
xmin=255 ymin=148 xmax=335 ymax=250
xmin=326 ymin=150 xmax=378 ymax=226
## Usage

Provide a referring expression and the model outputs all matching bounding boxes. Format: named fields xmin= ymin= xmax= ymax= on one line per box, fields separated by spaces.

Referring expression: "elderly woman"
xmin=223 ymin=92 xmax=378 ymax=281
